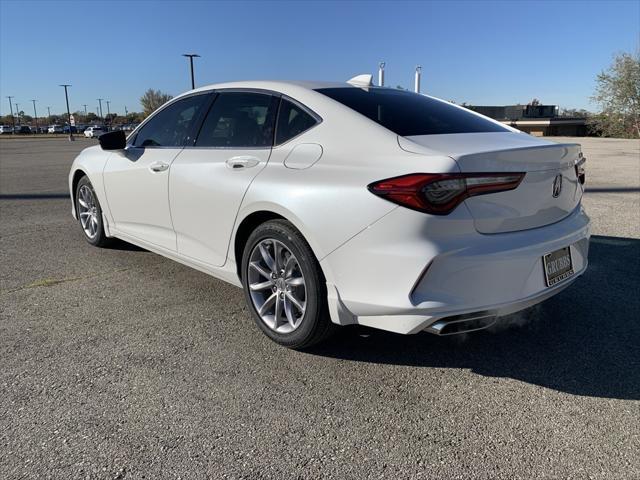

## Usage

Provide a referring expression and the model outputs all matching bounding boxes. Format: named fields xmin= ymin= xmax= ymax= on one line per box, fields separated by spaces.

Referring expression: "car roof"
xmin=191 ymin=80 xmax=352 ymax=94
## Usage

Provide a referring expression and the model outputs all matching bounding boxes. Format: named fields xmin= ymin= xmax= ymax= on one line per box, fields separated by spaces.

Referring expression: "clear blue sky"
xmin=1 ymin=0 xmax=638 ymax=116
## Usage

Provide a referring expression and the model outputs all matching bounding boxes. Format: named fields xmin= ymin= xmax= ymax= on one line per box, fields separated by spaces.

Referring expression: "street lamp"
xmin=46 ymin=106 xmax=51 ymax=125
xmin=83 ymin=104 xmax=87 ymax=121
xmin=59 ymin=84 xmax=74 ymax=141
xmin=31 ymin=99 xmax=38 ymax=134
xmin=97 ymin=98 xmax=104 ymax=123
xmin=182 ymin=53 xmax=200 ymax=90
xmin=106 ymin=100 xmax=111 ymax=127
xmin=15 ymin=103 xmax=20 ymax=124
xmin=6 ymin=96 xmax=15 ymax=133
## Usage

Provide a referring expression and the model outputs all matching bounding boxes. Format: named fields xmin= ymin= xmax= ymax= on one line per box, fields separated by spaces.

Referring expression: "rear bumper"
xmin=322 ymin=204 xmax=590 ymax=334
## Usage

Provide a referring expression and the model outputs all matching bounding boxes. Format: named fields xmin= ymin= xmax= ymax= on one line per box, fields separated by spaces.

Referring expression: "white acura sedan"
xmin=68 ymin=79 xmax=590 ymax=348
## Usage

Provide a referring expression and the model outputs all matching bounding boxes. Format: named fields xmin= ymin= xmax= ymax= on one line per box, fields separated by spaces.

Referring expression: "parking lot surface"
xmin=1 ymin=136 xmax=639 ymax=479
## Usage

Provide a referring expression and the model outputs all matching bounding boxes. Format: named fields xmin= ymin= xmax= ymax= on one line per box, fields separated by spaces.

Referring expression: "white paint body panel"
xmin=103 ymin=147 xmax=180 ymax=250
xmin=68 ymin=80 xmax=591 ymax=337
xmin=170 ymin=147 xmax=271 ymax=266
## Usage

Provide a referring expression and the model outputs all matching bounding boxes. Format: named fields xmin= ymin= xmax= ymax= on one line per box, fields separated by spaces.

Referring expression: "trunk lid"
xmin=399 ymin=132 xmax=583 ymax=233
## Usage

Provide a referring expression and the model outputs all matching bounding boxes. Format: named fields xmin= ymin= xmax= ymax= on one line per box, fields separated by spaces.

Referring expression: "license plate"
xmin=543 ymin=246 xmax=574 ymax=287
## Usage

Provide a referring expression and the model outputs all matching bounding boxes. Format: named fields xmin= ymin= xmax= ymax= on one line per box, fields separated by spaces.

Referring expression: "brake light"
xmin=368 ymin=172 xmax=525 ymax=215
xmin=575 ymin=153 xmax=586 ymax=185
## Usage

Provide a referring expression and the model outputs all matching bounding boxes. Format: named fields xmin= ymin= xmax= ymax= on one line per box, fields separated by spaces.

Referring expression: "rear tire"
xmin=241 ymin=219 xmax=336 ymax=349
xmin=75 ymin=176 xmax=111 ymax=247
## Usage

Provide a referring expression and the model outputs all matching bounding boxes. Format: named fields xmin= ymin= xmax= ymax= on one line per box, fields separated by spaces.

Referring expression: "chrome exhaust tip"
xmin=426 ymin=311 xmax=497 ymax=336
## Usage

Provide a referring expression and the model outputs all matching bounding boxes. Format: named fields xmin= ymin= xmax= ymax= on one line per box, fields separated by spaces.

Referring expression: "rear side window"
xmin=275 ymin=99 xmax=318 ymax=144
xmin=195 ymin=92 xmax=278 ymax=148
xmin=134 ymin=93 xmax=209 ymax=147
xmin=316 ymin=87 xmax=508 ymax=136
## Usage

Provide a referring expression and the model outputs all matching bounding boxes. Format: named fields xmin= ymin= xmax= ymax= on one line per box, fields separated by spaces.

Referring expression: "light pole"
xmin=182 ymin=53 xmax=200 ymax=90
xmin=83 ymin=104 xmax=87 ymax=121
xmin=46 ymin=106 xmax=51 ymax=125
xmin=59 ymin=84 xmax=74 ymax=141
xmin=106 ymin=100 xmax=111 ymax=128
xmin=6 ymin=96 xmax=15 ymax=133
xmin=31 ymin=99 xmax=38 ymax=134
xmin=124 ymin=105 xmax=128 ymax=117
xmin=15 ymin=103 xmax=20 ymax=124
xmin=97 ymin=98 xmax=104 ymax=124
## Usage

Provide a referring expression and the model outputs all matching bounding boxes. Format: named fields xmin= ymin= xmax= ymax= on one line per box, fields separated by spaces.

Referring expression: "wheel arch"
xmin=231 ymin=207 xmax=333 ymax=284
xmin=70 ymin=168 xmax=88 ymax=217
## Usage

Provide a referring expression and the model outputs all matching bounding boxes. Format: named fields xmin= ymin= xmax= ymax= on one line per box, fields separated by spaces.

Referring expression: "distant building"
xmin=467 ymin=104 xmax=588 ymax=137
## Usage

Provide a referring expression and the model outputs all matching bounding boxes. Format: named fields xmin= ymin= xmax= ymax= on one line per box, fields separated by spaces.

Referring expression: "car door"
xmin=169 ymin=91 xmax=280 ymax=266
xmin=102 ymin=92 xmax=211 ymax=250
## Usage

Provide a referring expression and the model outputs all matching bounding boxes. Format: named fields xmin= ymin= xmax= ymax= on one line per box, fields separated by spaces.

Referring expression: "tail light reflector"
xmin=368 ymin=172 xmax=525 ymax=215
xmin=575 ymin=153 xmax=586 ymax=185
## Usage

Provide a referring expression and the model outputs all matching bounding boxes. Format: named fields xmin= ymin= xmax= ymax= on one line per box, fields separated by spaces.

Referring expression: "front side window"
xmin=316 ymin=87 xmax=509 ymax=136
xmin=134 ymin=93 xmax=209 ymax=148
xmin=195 ymin=92 xmax=279 ymax=148
xmin=275 ymin=99 xmax=318 ymax=144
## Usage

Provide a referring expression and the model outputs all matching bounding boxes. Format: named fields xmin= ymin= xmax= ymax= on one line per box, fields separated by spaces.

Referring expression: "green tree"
xmin=589 ymin=51 xmax=640 ymax=138
xmin=140 ymin=89 xmax=173 ymax=117
xmin=559 ymin=108 xmax=590 ymax=118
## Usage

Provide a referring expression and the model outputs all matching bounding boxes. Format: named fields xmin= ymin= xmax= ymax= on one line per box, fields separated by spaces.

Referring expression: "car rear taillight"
xmin=368 ymin=172 xmax=525 ymax=215
xmin=575 ymin=153 xmax=586 ymax=185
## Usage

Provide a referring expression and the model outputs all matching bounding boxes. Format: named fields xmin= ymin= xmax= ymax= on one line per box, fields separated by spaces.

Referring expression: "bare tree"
xmin=589 ymin=51 xmax=640 ymax=138
xmin=140 ymin=89 xmax=173 ymax=117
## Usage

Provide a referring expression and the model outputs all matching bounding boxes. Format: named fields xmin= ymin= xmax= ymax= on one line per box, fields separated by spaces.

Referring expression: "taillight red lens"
xmin=368 ymin=172 xmax=525 ymax=215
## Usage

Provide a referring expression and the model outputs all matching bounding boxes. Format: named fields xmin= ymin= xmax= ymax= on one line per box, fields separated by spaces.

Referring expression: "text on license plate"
xmin=543 ymin=246 xmax=574 ymax=287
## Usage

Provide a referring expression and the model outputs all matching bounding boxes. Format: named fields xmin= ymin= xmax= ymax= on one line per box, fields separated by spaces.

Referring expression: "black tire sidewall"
xmin=241 ymin=220 xmax=326 ymax=348
xmin=75 ymin=176 xmax=106 ymax=246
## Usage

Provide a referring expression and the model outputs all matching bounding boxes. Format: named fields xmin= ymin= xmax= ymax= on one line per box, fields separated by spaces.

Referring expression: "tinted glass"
xmin=195 ymin=92 xmax=278 ymax=148
xmin=134 ymin=94 xmax=208 ymax=147
xmin=275 ymin=99 xmax=318 ymax=144
xmin=316 ymin=87 xmax=509 ymax=136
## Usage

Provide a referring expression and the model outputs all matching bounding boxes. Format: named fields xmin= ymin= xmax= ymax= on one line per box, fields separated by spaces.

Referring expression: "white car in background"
xmin=84 ymin=126 xmax=105 ymax=138
xmin=68 ymin=78 xmax=590 ymax=348
xmin=48 ymin=125 xmax=63 ymax=134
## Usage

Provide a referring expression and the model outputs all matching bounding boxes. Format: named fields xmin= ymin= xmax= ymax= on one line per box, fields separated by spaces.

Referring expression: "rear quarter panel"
xmin=232 ymin=89 xmax=461 ymax=282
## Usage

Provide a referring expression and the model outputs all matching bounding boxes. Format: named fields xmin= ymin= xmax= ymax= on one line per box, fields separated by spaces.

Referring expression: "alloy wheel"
xmin=77 ymin=185 xmax=99 ymax=239
xmin=247 ymin=239 xmax=307 ymax=334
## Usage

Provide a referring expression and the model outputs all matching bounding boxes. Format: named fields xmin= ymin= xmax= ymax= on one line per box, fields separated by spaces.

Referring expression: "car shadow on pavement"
xmin=308 ymin=235 xmax=640 ymax=400
xmin=104 ymin=238 xmax=147 ymax=252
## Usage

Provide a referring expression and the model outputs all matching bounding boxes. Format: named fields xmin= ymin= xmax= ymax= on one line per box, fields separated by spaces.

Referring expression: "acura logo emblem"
xmin=552 ymin=174 xmax=563 ymax=198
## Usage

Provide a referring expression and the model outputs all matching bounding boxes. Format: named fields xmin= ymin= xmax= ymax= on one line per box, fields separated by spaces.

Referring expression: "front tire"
xmin=241 ymin=220 xmax=335 ymax=349
xmin=75 ymin=176 xmax=111 ymax=247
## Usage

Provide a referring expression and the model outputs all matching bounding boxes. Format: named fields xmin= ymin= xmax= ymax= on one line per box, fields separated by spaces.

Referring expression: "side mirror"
xmin=99 ymin=130 xmax=127 ymax=150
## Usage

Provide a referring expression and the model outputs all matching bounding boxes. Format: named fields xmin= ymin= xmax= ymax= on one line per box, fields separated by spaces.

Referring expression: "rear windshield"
xmin=316 ymin=87 xmax=509 ymax=136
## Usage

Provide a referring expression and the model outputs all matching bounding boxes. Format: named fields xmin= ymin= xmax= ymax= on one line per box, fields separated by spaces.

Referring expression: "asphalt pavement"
xmin=1 ymin=136 xmax=639 ymax=479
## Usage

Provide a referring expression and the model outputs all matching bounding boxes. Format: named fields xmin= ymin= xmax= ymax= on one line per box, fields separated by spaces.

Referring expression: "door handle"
xmin=149 ymin=161 xmax=169 ymax=173
xmin=226 ymin=156 xmax=260 ymax=169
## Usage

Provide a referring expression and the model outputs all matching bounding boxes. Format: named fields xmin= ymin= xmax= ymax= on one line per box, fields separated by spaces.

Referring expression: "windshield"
xmin=315 ymin=87 xmax=509 ymax=136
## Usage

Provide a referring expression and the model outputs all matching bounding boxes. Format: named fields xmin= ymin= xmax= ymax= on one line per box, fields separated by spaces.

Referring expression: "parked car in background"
xmin=84 ymin=126 xmax=104 ymax=138
xmin=48 ymin=125 xmax=63 ymax=134
xmin=63 ymin=125 xmax=78 ymax=134
xmin=16 ymin=125 xmax=31 ymax=134
xmin=0 ymin=125 xmax=13 ymax=134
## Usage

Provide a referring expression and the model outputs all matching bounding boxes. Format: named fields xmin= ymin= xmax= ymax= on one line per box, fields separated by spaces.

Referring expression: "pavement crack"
xmin=1 ymin=267 xmax=133 ymax=294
